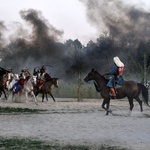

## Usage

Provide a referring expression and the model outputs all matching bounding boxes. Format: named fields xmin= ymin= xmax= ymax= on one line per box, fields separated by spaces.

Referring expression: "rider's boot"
xmin=110 ymin=87 xmax=117 ymax=99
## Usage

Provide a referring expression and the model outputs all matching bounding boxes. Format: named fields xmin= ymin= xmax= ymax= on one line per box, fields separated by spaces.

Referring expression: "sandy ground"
xmin=0 ymin=96 xmax=149 ymax=150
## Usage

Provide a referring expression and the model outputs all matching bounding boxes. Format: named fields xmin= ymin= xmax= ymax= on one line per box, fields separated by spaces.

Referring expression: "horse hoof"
xmin=108 ymin=109 xmax=112 ymax=114
xmin=106 ymin=110 xmax=112 ymax=115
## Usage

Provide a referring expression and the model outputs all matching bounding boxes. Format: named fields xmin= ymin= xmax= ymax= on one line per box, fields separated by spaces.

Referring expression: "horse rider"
xmin=3 ymin=68 xmax=14 ymax=89
xmin=34 ymin=66 xmax=52 ymax=90
xmin=13 ymin=68 xmax=31 ymax=93
xmin=104 ymin=56 xmax=124 ymax=98
xmin=19 ymin=68 xmax=31 ymax=80
xmin=40 ymin=66 xmax=52 ymax=81
xmin=25 ymin=68 xmax=31 ymax=79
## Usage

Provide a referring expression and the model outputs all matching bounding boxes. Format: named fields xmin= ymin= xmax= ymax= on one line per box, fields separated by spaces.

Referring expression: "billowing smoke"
xmin=78 ymin=0 xmax=150 ymax=77
xmin=80 ymin=0 xmax=150 ymax=41
xmin=0 ymin=21 xmax=7 ymax=48
xmin=0 ymin=1 xmax=150 ymax=82
xmin=1 ymin=9 xmax=65 ymax=75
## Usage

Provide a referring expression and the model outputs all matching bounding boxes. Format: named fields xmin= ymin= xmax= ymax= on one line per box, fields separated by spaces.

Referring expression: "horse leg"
xmin=2 ymin=89 xmax=7 ymax=100
xmin=42 ymin=94 xmax=44 ymax=102
xmin=12 ymin=92 xmax=15 ymax=102
xmin=25 ymin=92 xmax=28 ymax=103
xmin=46 ymin=93 xmax=48 ymax=101
xmin=102 ymin=98 xmax=110 ymax=115
xmin=30 ymin=91 xmax=38 ymax=105
xmin=128 ymin=98 xmax=134 ymax=112
xmin=0 ymin=91 xmax=2 ymax=97
xmin=135 ymin=97 xmax=143 ymax=112
xmin=48 ymin=92 xmax=55 ymax=102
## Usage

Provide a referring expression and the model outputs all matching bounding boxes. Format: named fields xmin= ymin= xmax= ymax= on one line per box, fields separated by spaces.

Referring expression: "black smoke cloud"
xmin=79 ymin=0 xmax=150 ymax=75
xmin=80 ymin=0 xmax=150 ymax=41
xmin=0 ymin=1 xmax=150 ymax=81
xmin=1 ymin=9 xmax=65 ymax=73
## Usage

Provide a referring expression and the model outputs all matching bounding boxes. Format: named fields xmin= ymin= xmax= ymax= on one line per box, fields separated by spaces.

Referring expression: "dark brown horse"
xmin=0 ymin=67 xmax=9 ymax=100
xmin=84 ymin=69 xmax=150 ymax=115
xmin=34 ymin=78 xmax=59 ymax=102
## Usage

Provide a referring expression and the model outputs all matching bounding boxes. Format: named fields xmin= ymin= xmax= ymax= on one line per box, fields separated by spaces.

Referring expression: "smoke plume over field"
xmin=0 ymin=0 xmax=150 ymax=81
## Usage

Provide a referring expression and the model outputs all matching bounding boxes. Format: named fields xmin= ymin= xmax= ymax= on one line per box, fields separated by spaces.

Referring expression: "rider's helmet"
xmin=38 ymin=69 xmax=41 ymax=73
xmin=22 ymin=68 xmax=26 ymax=72
xmin=25 ymin=67 xmax=29 ymax=72
xmin=8 ymin=68 xmax=12 ymax=73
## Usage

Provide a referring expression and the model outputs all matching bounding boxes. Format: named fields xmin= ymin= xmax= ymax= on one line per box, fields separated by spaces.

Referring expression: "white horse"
xmin=12 ymin=76 xmax=38 ymax=104
xmin=6 ymin=74 xmax=19 ymax=91
xmin=23 ymin=76 xmax=37 ymax=104
xmin=5 ymin=73 xmax=19 ymax=99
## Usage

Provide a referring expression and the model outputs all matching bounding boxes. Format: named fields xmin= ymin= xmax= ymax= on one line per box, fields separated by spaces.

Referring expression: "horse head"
xmin=52 ymin=78 xmax=59 ymax=88
xmin=0 ymin=67 xmax=8 ymax=76
xmin=32 ymin=75 xmax=37 ymax=85
xmin=84 ymin=68 xmax=101 ymax=82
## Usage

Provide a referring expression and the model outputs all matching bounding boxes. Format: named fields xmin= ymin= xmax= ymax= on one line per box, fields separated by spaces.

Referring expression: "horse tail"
xmin=138 ymin=83 xmax=150 ymax=107
xmin=93 ymin=81 xmax=101 ymax=92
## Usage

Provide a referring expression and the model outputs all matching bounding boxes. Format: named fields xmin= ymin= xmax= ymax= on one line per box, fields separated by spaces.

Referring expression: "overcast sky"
xmin=0 ymin=0 xmax=150 ymax=45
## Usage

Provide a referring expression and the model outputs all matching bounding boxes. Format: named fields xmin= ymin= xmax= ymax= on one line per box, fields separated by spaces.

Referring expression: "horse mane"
xmin=94 ymin=70 xmax=109 ymax=83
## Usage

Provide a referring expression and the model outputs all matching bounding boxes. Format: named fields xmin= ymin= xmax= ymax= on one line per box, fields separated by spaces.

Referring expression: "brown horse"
xmin=0 ymin=67 xmax=9 ymax=100
xmin=84 ymin=69 xmax=150 ymax=115
xmin=34 ymin=78 xmax=59 ymax=102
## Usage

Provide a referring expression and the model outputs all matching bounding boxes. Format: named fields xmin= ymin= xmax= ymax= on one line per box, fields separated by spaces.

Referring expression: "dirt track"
xmin=0 ymin=98 xmax=149 ymax=150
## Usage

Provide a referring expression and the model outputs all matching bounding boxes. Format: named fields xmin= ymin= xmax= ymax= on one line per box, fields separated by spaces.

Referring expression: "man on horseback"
xmin=40 ymin=66 xmax=52 ymax=81
xmin=13 ymin=68 xmax=31 ymax=93
xmin=33 ymin=66 xmax=52 ymax=90
xmin=105 ymin=56 xmax=124 ymax=98
xmin=19 ymin=68 xmax=31 ymax=80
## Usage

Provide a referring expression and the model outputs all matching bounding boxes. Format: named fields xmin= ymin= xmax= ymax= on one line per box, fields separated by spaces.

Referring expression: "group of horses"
xmin=0 ymin=67 xmax=149 ymax=115
xmin=0 ymin=67 xmax=59 ymax=104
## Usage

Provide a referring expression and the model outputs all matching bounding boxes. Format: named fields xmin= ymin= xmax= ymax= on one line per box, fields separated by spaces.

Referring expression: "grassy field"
xmin=0 ymin=137 xmax=127 ymax=150
xmin=0 ymin=106 xmax=47 ymax=114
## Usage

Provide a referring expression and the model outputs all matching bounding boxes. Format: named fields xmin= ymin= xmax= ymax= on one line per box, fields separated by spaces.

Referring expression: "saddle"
xmin=37 ymin=79 xmax=44 ymax=90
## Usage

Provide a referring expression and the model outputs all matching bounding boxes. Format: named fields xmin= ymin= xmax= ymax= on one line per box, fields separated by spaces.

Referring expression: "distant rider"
xmin=33 ymin=66 xmax=52 ymax=90
xmin=13 ymin=68 xmax=31 ymax=93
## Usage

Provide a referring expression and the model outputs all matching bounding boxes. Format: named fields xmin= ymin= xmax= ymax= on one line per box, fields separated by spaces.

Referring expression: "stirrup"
xmin=110 ymin=96 xmax=116 ymax=99
xmin=109 ymin=92 xmax=116 ymax=97
xmin=109 ymin=91 xmax=117 ymax=99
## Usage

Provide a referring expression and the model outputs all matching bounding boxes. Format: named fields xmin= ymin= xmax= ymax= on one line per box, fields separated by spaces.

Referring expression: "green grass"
xmin=0 ymin=137 xmax=88 ymax=150
xmin=0 ymin=107 xmax=103 ymax=115
xmin=0 ymin=107 xmax=47 ymax=114
xmin=0 ymin=137 xmax=128 ymax=150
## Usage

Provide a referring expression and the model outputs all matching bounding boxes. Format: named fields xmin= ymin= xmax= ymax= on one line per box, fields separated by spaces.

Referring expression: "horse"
xmin=84 ymin=69 xmax=150 ymax=115
xmin=34 ymin=78 xmax=59 ymax=102
xmin=145 ymin=82 xmax=150 ymax=89
xmin=5 ymin=73 xmax=19 ymax=90
xmin=0 ymin=67 xmax=9 ymax=100
xmin=3 ymin=73 xmax=19 ymax=99
xmin=12 ymin=76 xmax=38 ymax=104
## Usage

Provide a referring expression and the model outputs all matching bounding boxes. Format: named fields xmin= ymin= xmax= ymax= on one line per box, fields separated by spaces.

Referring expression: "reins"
xmin=93 ymin=81 xmax=106 ymax=92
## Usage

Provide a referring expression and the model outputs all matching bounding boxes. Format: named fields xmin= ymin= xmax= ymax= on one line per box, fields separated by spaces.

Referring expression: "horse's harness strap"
xmin=99 ymin=84 xmax=106 ymax=92
xmin=95 ymin=82 xmax=106 ymax=92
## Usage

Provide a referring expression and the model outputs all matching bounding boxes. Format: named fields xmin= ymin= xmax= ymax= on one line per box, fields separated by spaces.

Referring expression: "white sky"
xmin=0 ymin=0 xmax=150 ymax=45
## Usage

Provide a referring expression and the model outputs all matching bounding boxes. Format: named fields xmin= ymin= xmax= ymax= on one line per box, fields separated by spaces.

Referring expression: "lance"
xmin=34 ymin=65 xmax=53 ymax=70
